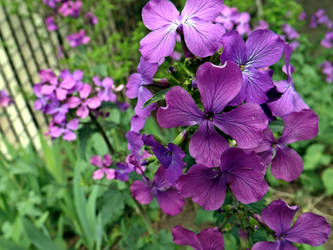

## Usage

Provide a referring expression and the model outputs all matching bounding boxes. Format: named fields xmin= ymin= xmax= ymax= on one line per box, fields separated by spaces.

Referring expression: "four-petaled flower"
xmin=90 ymin=154 xmax=115 ymax=180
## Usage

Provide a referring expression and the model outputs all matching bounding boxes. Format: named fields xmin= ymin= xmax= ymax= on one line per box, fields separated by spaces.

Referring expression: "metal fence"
xmin=0 ymin=2 xmax=62 ymax=155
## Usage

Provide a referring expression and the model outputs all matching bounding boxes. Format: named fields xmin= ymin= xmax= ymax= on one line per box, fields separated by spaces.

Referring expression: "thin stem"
xmin=256 ymin=0 xmax=263 ymax=19
xmin=89 ymin=113 xmax=115 ymax=154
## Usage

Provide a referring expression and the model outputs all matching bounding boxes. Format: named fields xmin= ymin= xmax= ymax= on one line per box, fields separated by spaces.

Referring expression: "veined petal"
xmin=172 ymin=226 xmax=201 ymax=250
xmin=189 ymin=120 xmax=229 ymax=167
xmin=155 ymin=189 xmax=185 ymax=215
xmin=181 ymin=0 xmax=223 ymax=21
xmin=137 ymin=57 xmax=159 ymax=82
xmin=246 ymin=30 xmax=284 ymax=68
xmin=196 ymin=62 xmax=242 ymax=113
xmin=213 ymin=103 xmax=268 ymax=149
xmin=139 ymin=24 xmax=177 ymax=63
xmin=285 ymin=212 xmax=330 ymax=246
xmin=251 ymin=241 xmax=281 ymax=250
xmin=142 ymin=0 xmax=179 ymax=30
xmin=126 ymin=73 xmax=142 ymax=99
xmin=271 ymin=145 xmax=303 ymax=182
xmin=220 ymin=31 xmax=247 ymax=65
xmin=177 ymin=164 xmax=226 ymax=211
xmin=198 ymin=228 xmax=225 ymax=250
xmin=261 ymin=199 xmax=298 ymax=234
xmin=279 ymin=109 xmax=318 ymax=144
xmin=183 ymin=19 xmax=224 ymax=58
xmin=135 ymin=86 xmax=156 ymax=118
xmin=157 ymin=86 xmax=203 ymax=128
xmin=130 ymin=180 xmax=153 ymax=205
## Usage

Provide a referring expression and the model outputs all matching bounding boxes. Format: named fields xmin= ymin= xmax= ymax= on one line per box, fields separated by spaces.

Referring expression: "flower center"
xmin=204 ymin=112 xmax=214 ymax=121
xmin=240 ymin=64 xmax=245 ymax=71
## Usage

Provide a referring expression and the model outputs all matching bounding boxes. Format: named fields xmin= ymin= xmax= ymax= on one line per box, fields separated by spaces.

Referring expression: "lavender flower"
xmin=45 ymin=16 xmax=57 ymax=31
xmin=157 ymin=62 xmax=268 ymax=166
xmin=58 ymin=0 xmax=82 ymax=18
xmin=321 ymin=31 xmax=333 ymax=48
xmin=172 ymin=226 xmax=224 ymax=250
xmin=0 ymin=90 xmax=13 ymax=107
xmin=126 ymin=57 xmax=158 ymax=118
xmin=67 ymin=29 xmax=90 ymax=47
xmin=67 ymin=84 xmax=101 ymax=118
xmin=177 ymin=148 xmax=268 ymax=210
xmin=282 ymin=24 xmax=299 ymax=40
xmin=253 ymin=109 xmax=318 ymax=182
xmin=47 ymin=118 xmax=79 ymax=141
xmin=85 ymin=12 xmax=98 ymax=26
xmin=252 ymin=199 xmax=330 ymax=249
xmin=299 ymin=11 xmax=306 ymax=21
xmin=93 ymin=76 xmax=122 ymax=102
xmin=140 ymin=0 xmax=224 ymax=63
xmin=221 ymin=30 xmax=284 ymax=104
xmin=310 ymin=9 xmax=333 ymax=29
xmin=131 ymin=166 xmax=185 ymax=215
xmin=46 ymin=101 xmax=69 ymax=124
xmin=142 ymin=134 xmax=185 ymax=184
xmin=320 ymin=61 xmax=333 ymax=83
xmin=254 ymin=20 xmax=269 ymax=31
xmin=130 ymin=115 xmax=146 ymax=133
xmin=90 ymin=154 xmax=115 ymax=180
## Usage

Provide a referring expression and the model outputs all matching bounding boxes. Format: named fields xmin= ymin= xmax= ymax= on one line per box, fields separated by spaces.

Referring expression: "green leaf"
xmin=224 ymin=233 xmax=238 ymax=249
xmin=143 ymin=88 xmax=171 ymax=108
xmin=0 ymin=237 xmax=26 ymax=250
xmin=22 ymin=217 xmax=60 ymax=250
xmin=100 ymin=188 xmax=125 ymax=225
xmin=300 ymin=171 xmax=324 ymax=193
xmin=195 ymin=206 xmax=215 ymax=225
xmin=78 ymin=123 xmax=98 ymax=161
xmin=322 ymin=168 xmax=333 ymax=195
xmin=304 ymin=144 xmax=325 ymax=170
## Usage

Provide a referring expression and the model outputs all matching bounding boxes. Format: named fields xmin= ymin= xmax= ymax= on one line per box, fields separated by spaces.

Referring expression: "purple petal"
xmin=213 ymin=103 xmax=268 ymax=149
xmin=76 ymin=105 xmax=89 ymax=118
xmin=139 ymin=24 xmax=177 ymax=63
xmin=66 ymin=119 xmax=79 ymax=130
xmin=55 ymin=88 xmax=67 ymax=101
xmin=143 ymin=135 xmax=170 ymax=166
xmin=137 ymin=57 xmax=159 ymax=81
xmin=126 ymin=73 xmax=141 ymax=99
xmin=172 ymin=226 xmax=201 ymax=250
xmin=197 ymin=228 xmax=224 ymax=250
xmin=157 ymin=86 xmax=203 ymax=128
xmin=285 ymin=212 xmax=330 ymax=246
xmin=155 ymin=189 xmax=185 ymax=215
xmin=135 ymin=86 xmax=156 ymax=118
xmin=261 ymin=199 xmax=298 ymax=234
xmin=90 ymin=155 xmax=103 ymax=167
xmin=86 ymin=97 xmax=101 ymax=109
xmin=220 ymin=31 xmax=247 ymax=65
xmin=246 ymin=30 xmax=285 ymax=68
xmin=181 ymin=0 xmax=223 ymax=21
xmin=93 ymin=169 xmax=105 ymax=180
xmin=165 ymin=143 xmax=185 ymax=184
xmin=130 ymin=115 xmax=146 ymax=132
xmin=190 ymin=120 xmax=229 ymax=166
xmin=63 ymin=130 xmax=77 ymax=141
xmin=80 ymin=84 xmax=91 ymax=99
xmin=103 ymin=154 xmax=112 ymax=167
xmin=221 ymin=148 xmax=268 ymax=204
xmin=41 ymin=85 xmax=56 ymax=95
xmin=279 ymin=109 xmax=319 ymax=144
xmin=130 ymin=180 xmax=153 ymax=205
xmin=177 ymin=164 xmax=226 ymax=211
xmin=268 ymin=81 xmax=309 ymax=117
xmin=251 ymin=241 xmax=281 ymax=250
xmin=104 ymin=169 xmax=116 ymax=180
xmin=183 ymin=20 xmax=223 ymax=58
xmin=142 ymin=0 xmax=179 ymax=30
xmin=271 ymin=145 xmax=303 ymax=182
xmin=126 ymin=131 xmax=143 ymax=161
xmin=67 ymin=96 xmax=81 ymax=109
xmin=196 ymin=62 xmax=243 ymax=113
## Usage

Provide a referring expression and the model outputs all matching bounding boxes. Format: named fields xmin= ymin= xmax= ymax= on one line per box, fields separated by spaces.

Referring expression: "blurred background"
xmin=0 ymin=0 xmax=332 ymax=249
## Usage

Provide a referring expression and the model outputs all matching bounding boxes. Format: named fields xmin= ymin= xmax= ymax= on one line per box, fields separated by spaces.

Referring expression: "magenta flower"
xmin=254 ymin=20 xmax=269 ymax=31
xmin=58 ymin=0 xmax=82 ymax=18
xmin=221 ymin=30 xmax=284 ymax=104
xmin=172 ymin=226 xmax=224 ymax=250
xmin=126 ymin=57 xmax=158 ymax=117
xmin=215 ymin=5 xmax=239 ymax=31
xmin=299 ymin=12 xmax=306 ymax=21
xmin=321 ymin=32 xmax=333 ymax=48
xmin=139 ymin=0 xmax=224 ymax=63
xmin=282 ymin=24 xmax=299 ymax=40
xmin=320 ymin=61 xmax=333 ymax=83
xmin=253 ymin=109 xmax=318 ymax=182
xmin=33 ymin=84 xmax=52 ymax=112
xmin=177 ymin=148 xmax=268 ymax=211
xmin=0 ymin=90 xmax=13 ymax=107
xmin=90 ymin=154 xmax=115 ymax=180
xmin=46 ymin=101 xmax=69 ymax=124
xmin=45 ymin=16 xmax=57 ymax=31
xmin=252 ymin=199 xmax=330 ymax=250
xmin=67 ymin=84 xmax=101 ymax=118
xmin=43 ymin=0 xmax=61 ymax=8
xmin=67 ymin=29 xmax=90 ymax=47
xmin=310 ymin=9 xmax=332 ymax=29
xmin=93 ymin=76 xmax=118 ymax=102
xmin=85 ymin=12 xmax=98 ymax=26
xmin=143 ymin=134 xmax=185 ymax=184
xmin=157 ymin=62 xmax=268 ymax=166
xmin=130 ymin=115 xmax=146 ymax=133
xmin=268 ymin=44 xmax=308 ymax=116
xmin=131 ymin=166 xmax=185 ymax=216
xmin=47 ymin=118 xmax=79 ymax=141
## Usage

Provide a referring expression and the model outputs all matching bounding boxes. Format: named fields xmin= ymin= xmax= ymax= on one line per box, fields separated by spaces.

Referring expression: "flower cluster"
xmin=34 ymin=69 xmax=121 ymax=140
xmin=310 ymin=9 xmax=333 ymax=29
xmin=42 ymin=0 xmax=98 ymax=47
xmin=320 ymin=61 xmax=333 ymax=83
xmin=0 ymin=90 xmax=13 ymax=107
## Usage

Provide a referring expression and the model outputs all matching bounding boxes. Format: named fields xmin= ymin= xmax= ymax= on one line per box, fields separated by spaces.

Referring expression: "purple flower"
xmin=66 ymin=29 xmax=90 ymax=48
xmin=90 ymin=154 xmax=115 ymax=180
xmin=33 ymin=84 xmax=52 ymax=112
xmin=252 ymin=199 xmax=330 ymax=250
xmin=0 ymin=90 xmax=13 ymax=107
xmin=43 ymin=0 xmax=61 ymax=8
xmin=172 ymin=225 xmax=224 ymax=250
xmin=130 ymin=115 xmax=146 ymax=133
xmin=45 ymin=16 xmax=57 ymax=31
xmin=221 ymin=30 xmax=284 ymax=104
xmin=47 ymin=118 xmax=79 ymax=141
xmin=58 ymin=0 xmax=82 ymax=18
xmin=93 ymin=76 xmax=117 ymax=102
xmin=320 ymin=61 xmax=333 ymax=83
xmin=254 ymin=20 xmax=269 ymax=31
xmin=282 ymin=24 xmax=299 ymax=40
xmin=310 ymin=9 xmax=333 ymax=29
xmin=268 ymin=44 xmax=308 ymax=116
xmin=67 ymin=84 xmax=101 ymax=118
xmin=46 ymin=101 xmax=69 ymax=124
xmin=299 ymin=12 xmax=306 ymax=21
xmin=177 ymin=148 xmax=268 ymax=211
xmin=157 ymin=62 xmax=268 ymax=166
xmin=126 ymin=57 xmax=158 ymax=117
xmin=114 ymin=162 xmax=132 ymax=182
xmin=60 ymin=69 xmax=84 ymax=93
xmin=253 ymin=109 xmax=318 ymax=182
xmin=140 ymin=0 xmax=224 ymax=63
xmin=215 ymin=5 xmax=239 ymax=31
xmin=131 ymin=166 xmax=185 ymax=215
xmin=142 ymin=134 xmax=185 ymax=184
xmin=321 ymin=32 xmax=333 ymax=49
xmin=85 ymin=12 xmax=98 ymax=26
